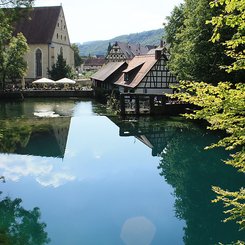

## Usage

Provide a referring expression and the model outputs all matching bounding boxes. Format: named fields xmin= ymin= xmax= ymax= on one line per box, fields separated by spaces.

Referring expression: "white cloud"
xmin=0 ymin=154 xmax=75 ymax=188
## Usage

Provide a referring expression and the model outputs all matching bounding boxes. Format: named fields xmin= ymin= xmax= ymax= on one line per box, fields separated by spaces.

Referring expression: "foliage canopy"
xmin=166 ymin=0 xmax=245 ymax=236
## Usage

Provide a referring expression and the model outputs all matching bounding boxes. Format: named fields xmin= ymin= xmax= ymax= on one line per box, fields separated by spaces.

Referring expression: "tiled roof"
xmin=84 ymin=58 xmax=106 ymax=66
xmin=13 ymin=6 xmax=61 ymax=44
xmin=115 ymin=54 xmax=158 ymax=88
xmin=91 ymin=62 xmax=126 ymax=81
xmin=116 ymin=42 xmax=149 ymax=59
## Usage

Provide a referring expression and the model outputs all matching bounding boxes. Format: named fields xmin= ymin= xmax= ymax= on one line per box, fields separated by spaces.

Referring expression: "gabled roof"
xmin=115 ymin=42 xmax=149 ymax=59
xmin=13 ymin=6 xmax=61 ymax=44
xmin=91 ymin=62 xmax=126 ymax=81
xmin=84 ymin=58 xmax=106 ymax=67
xmin=115 ymin=54 xmax=158 ymax=88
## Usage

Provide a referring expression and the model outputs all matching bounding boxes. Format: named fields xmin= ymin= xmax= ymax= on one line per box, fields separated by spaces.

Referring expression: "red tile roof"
xmin=115 ymin=54 xmax=158 ymax=88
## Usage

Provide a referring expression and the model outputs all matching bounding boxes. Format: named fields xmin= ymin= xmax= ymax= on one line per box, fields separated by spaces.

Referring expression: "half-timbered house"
xmin=114 ymin=47 xmax=178 ymax=94
xmin=106 ymin=42 xmax=150 ymax=62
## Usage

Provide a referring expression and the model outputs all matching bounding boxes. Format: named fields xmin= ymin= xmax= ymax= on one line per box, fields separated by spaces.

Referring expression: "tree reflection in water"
xmin=158 ymin=125 xmax=244 ymax=245
xmin=111 ymin=116 xmax=244 ymax=244
xmin=0 ymin=178 xmax=50 ymax=245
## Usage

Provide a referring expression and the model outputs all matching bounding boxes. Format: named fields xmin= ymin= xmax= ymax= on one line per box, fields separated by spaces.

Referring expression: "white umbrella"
xmin=32 ymin=78 xmax=55 ymax=84
xmin=55 ymin=78 xmax=76 ymax=84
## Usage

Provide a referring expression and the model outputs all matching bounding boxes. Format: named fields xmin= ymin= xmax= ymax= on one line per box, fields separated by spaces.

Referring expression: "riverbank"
xmin=0 ymin=89 xmax=93 ymax=100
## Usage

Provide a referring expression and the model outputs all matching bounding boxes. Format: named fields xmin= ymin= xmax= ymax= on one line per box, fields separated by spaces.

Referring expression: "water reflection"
xmin=0 ymin=100 xmax=244 ymax=244
xmin=120 ymin=216 xmax=156 ymax=245
xmin=110 ymin=116 xmax=245 ymax=244
xmin=0 ymin=99 xmax=73 ymax=159
xmin=109 ymin=116 xmax=192 ymax=156
xmin=0 ymin=193 xmax=50 ymax=244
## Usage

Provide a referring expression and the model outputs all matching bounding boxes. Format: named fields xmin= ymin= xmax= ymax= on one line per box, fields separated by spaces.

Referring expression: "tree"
xmin=168 ymin=0 xmax=245 ymax=238
xmin=164 ymin=0 xmax=241 ymax=83
xmin=5 ymin=33 xmax=28 ymax=82
xmin=0 ymin=0 xmax=33 ymax=90
xmin=48 ymin=54 xmax=74 ymax=80
xmin=0 ymin=0 xmax=33 ymax=8
xmin=107 ymin=42 xmax=112 ymax=54
xmin=158 ymin=122 xmax=244 ymax=244
xmin=0 ymin=195 xmax=50 ymax=245
xmin=71 ymin=43 xmax=82 ymax=68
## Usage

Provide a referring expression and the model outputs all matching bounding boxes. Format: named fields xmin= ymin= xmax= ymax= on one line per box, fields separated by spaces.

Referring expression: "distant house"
xmin=83 ymin=58 xmax=106 ymax=72
xmin=106 ymin=42 xmax=150 ymax=62
xmin=91 ymin=62 xmax=127 ymax=91
xmin=13 ymin=6 xmax=74 ymax=82
xmin=114 ymin=47 xmax=178 ymax=94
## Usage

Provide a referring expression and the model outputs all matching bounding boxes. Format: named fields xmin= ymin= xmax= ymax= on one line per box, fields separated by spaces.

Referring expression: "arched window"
xmin=35 ymin=49 xmax=42 ymax=77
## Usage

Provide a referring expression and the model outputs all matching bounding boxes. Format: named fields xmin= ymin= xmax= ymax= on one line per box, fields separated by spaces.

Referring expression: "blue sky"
xmin=34 ymin=0 xmax=183 ymax=43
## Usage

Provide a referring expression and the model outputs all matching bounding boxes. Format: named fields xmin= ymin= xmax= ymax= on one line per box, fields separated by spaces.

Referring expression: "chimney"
xmin=155 ymin=50 xmax=161 ymax=60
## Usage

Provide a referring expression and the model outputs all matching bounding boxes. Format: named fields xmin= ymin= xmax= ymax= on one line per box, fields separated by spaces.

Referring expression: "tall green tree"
xmin=71 ymin=43 xmax=82 ymax=68
xmin=164 ymin=0 xmax=240 ymax=83
xmin=0 ymin=0 xmax=33 ymax=90
xmin=168 ymin=0 xmax=245 ymax=239
xmin=48 ymin=54 xmax=74 ymax=80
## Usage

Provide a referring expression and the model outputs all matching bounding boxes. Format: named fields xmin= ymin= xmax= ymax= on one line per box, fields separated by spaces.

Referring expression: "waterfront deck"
xmin=120 ymin=93 xmax=191 ymax=116
xmin=0 ymin=89 xmax=93 ymax=99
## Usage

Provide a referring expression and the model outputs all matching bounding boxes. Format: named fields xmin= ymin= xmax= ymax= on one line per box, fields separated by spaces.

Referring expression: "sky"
xmin=34 ymin=0 xmax=183 ymax=44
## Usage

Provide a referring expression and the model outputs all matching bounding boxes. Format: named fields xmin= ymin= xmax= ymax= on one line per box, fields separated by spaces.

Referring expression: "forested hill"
xmin=78 ymin=28 xmax=164 ymax=56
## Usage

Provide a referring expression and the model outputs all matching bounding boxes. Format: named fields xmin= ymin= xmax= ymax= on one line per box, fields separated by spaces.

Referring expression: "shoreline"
xmin=0 ymin=89 xmax=94 ymax=100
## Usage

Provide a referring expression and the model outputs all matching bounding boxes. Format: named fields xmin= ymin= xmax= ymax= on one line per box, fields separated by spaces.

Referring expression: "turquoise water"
xmin=0 ymin=99 xmax=244 ymax=245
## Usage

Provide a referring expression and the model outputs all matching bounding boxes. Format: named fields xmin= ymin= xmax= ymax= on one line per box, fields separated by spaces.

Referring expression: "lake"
xmin=0 ymin=98 xmax=244 ymax=245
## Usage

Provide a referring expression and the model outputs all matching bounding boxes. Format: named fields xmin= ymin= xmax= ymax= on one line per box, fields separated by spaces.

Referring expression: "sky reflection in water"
xmin=0 ymin=99 xmax=184 ymax=245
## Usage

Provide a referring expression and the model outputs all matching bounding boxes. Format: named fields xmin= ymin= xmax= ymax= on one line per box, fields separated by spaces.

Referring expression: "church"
xmin=14 ymin=6 xmax=74 ymax=82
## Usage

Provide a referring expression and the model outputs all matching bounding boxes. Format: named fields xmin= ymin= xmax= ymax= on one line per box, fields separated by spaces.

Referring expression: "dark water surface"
xmin=0 ymin=99 xmax=244 ymax=245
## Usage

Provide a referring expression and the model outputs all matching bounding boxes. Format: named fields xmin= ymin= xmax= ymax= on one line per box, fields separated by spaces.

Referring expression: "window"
xmin=124 ymin=73 xmax=129 ymax=82
xmin=35 ymin=49 xmax=42 ymax=77
xmin=60 ymin=47 xmax=63 ymax=56
xmin=57 ymin=33 xmax=59 ymax=39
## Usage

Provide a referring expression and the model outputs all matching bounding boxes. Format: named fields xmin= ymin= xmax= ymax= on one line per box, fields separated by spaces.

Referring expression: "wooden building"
xmin=91 ymin=62 xmax=127 ymax=91
xmin=83 ymin=58 xmax=106 ymax=72
xmin=13 ymin=6 xmax=74 ymax=82
xmin=115 ymin=47 xmax=178 ymax=94
xmin=106 ymin=42 xmax=150 ymax=62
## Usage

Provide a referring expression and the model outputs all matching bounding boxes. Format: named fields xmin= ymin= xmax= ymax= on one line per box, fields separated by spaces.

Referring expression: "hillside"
xmin=78 ymin=28 xmax=164 ymax=57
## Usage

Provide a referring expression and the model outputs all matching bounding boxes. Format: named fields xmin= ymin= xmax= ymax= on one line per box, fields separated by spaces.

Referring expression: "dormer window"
xmin=124 ymin=73 xmax=129 ymax=82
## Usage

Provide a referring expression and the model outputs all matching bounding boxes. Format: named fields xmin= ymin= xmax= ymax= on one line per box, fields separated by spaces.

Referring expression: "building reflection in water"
xmin=0 ymin=100 xmax=73 ymax=158
xmin=109 ymin=116 xmax=245 ymax=245
xmin=109 ymin=116 xmax=186 ymax=157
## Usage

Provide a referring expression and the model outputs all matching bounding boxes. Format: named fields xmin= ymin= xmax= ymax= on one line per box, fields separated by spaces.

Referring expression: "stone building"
xmin=14 ymin=6 xmax=74 ymax=82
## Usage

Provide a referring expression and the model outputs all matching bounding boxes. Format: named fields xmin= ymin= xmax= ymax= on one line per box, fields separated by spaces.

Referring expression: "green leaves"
xmin=212 ymin=186 xmax=245 ymax=230
xmin=169 ymin=80 xmax=245 ymax=236
xmin=208 ymin=0 xmax=245 ymax=72
xmin=48 ymin=54 xmax=74 ymax=81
